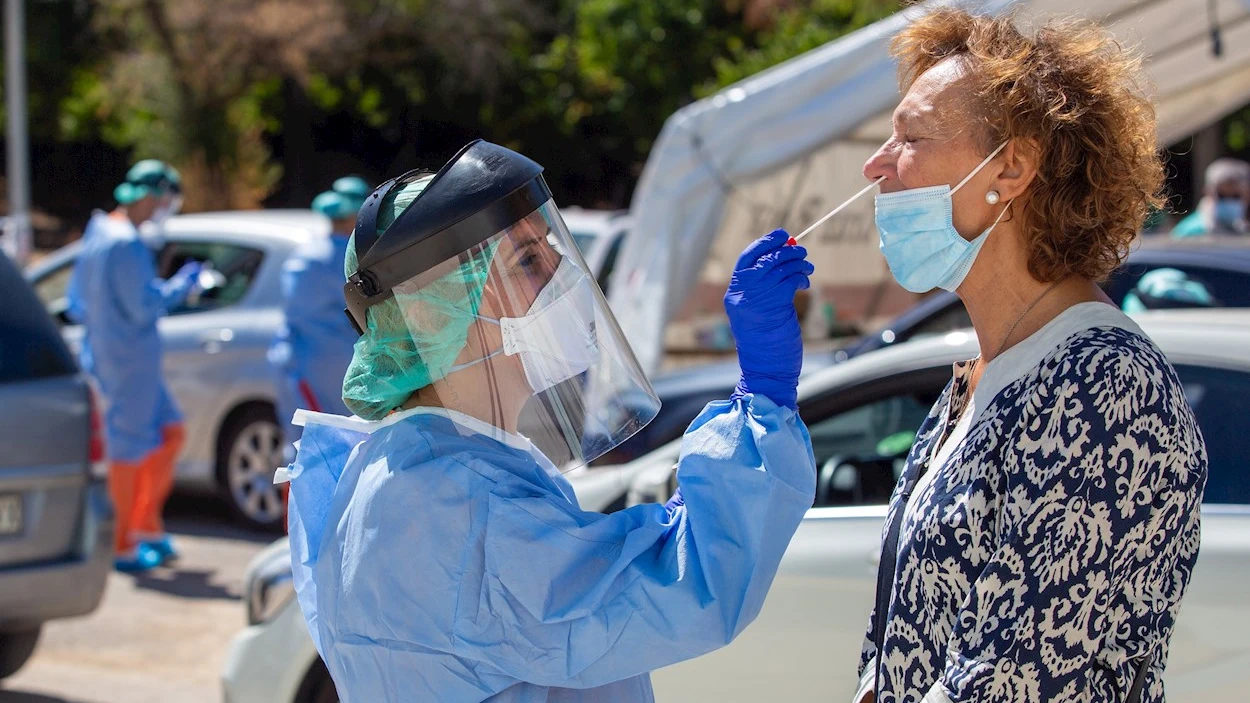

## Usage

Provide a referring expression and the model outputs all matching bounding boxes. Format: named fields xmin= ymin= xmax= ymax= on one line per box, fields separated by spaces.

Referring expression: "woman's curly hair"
xmin=892 ymin=9 xmax=1165 ymax=282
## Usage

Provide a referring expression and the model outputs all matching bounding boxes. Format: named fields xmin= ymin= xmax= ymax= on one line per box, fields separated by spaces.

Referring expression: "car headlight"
xmin=247 ymin=560 xmax=295 ymax=626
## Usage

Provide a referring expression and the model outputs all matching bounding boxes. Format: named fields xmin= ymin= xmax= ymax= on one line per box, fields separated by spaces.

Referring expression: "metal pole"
xmin=4 ymin=0 xmax=31 ymax=265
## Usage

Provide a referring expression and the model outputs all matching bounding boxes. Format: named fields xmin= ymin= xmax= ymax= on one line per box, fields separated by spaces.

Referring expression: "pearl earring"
xmin=985 ymin=190 xmax=1000 ymax=205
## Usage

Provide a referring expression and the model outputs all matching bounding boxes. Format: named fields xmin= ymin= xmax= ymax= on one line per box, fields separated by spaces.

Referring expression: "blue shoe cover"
xmin=141 ymin=535 xmax=179 ymax=564
xmin=114 ymin=544 xmax=162 ymax=573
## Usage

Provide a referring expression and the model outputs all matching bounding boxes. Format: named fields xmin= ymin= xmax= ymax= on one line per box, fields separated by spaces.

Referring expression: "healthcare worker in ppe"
xmin=269 ymin=177 xmax=371 ymax=466
xmin=282 ymin=140 xmax=817 ymax=702
xmin=68 ymin=159 xmax=201 ymax=573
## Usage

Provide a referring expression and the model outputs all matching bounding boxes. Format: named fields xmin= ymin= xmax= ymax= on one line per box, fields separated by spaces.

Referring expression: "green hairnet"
xmin=114 ymin=159 xmax=181 ymax=205
xmin=313 ymin=176 xmax=371 ymax=220
xmin=332 ymin=176 xmax=371 ymax=200
xmin=311 ymin=191 xmax=353 ymax=219
xmin=341 ymin=176 xmax=499 ymax=420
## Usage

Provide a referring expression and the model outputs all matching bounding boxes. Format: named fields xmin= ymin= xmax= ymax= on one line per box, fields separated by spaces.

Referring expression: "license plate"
xmin=0 ymin=494 xmax=22 ymax=537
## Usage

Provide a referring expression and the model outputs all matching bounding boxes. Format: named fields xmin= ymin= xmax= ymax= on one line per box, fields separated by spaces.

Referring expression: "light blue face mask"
xmin=874 ymin=142 xmax=1010 ymax=293
xmin=1214 ymin=197 xmax=1244 ymax=226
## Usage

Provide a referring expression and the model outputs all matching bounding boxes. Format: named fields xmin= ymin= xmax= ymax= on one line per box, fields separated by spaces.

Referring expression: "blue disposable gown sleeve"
xmin=65 ymin=263 xmax=86 ymax=324
xmin=109 ymin=240 xmax=194 ymax=327
xmin=275 ymin=253 xmax=326 ymax=381
xmin=453 ymin=393 xmax=816 ymax=689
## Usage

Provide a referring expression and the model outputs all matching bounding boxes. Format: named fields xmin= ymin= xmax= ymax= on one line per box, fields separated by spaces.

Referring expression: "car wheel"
xmin=216 ymin=404 xmax=285 ymax=532
xmin=0 ymin=626 xmax=41 ymax=679
xmin=296 ymin=658 xmax=338 ymax=703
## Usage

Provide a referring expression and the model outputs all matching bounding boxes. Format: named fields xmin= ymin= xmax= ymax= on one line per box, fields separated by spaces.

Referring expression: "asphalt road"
xmin=0 ymin=496 xmax=274 ymax=703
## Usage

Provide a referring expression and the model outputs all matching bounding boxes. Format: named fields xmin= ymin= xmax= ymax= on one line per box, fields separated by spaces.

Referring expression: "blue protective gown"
xmin=285 ymin=394 xmax=816 ymax=702
xmin=67 ymin=212 xmax=195 ymax=462
xmin=267 ymin=233 xmax=356 ymax=456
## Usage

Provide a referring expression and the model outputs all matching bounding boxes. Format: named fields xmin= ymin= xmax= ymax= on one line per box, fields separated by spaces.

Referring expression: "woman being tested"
xmin=283 ymin=140 xmax=817 ymax=701
xmin=847 ymin=9 xmax=1207 ymax=703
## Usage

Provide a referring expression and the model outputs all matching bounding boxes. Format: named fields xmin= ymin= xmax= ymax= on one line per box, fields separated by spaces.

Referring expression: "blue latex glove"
xmin=724 ymin=229 xmax=812 ymax=410
xmin=167 ymin=260 xmax=202 ymax=289
xmin=161 ymin=260 xmax=202 ymax=305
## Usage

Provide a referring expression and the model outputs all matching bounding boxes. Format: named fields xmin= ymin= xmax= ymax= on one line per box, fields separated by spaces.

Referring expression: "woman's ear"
xmin=995 ymin=139 xmax=1039 ymax=202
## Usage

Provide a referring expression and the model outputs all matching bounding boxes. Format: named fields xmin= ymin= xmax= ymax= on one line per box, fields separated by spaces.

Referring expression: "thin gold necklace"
xmin=986 ymin=280 xmax=1064 ymax=362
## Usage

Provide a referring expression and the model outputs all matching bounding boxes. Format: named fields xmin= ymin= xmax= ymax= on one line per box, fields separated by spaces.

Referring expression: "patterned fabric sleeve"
xmin=934 ymin=334 xmax=1206 ymax=702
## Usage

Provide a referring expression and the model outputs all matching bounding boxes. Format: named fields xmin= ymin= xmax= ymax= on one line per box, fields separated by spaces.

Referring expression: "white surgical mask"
xmin=500 ymin=258 xmax=599 ymax=393
xmin=462 ymin=258 xmax=600 ymax=393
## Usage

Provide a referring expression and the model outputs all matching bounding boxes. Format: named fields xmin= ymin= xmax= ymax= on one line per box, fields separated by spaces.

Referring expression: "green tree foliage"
xmin=34 ymin=0 xmax=897 ymax=213
xmin=707 ymin=0 xmax=899 ymax=92
xmin=0 ymin=0 xmax=98 ymax=141
xmin=58 ymin=0 xmax=346 ymax=209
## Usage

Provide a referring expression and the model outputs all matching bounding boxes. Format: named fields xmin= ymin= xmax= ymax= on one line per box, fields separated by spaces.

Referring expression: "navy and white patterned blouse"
xmin=858 ymin=304 xmax=1207 ymax=703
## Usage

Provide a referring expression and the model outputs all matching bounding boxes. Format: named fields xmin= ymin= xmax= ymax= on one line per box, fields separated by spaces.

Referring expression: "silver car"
xmin=0 ymin=250 xmax=112 ymax=679
xmin=27 ymin=211 xmax=334 ymax=530
xmin=561 ymin=207 xmax=629 ymax=298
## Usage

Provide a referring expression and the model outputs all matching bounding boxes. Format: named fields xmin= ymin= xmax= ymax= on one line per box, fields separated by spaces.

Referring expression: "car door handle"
xmin=199 ymin=329 xmax=235 ymax=354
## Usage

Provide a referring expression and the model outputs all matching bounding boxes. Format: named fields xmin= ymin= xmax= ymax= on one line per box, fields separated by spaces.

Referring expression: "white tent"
xmin=610 ymin=0 xmax=1250 ymax=375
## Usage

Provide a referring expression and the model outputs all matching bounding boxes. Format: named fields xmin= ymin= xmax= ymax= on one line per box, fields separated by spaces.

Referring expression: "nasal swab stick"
xmin=790 ymin=176 xmax=886 ymax=244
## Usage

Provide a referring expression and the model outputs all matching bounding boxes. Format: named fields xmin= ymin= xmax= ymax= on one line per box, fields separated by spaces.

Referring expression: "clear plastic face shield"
xmin=152 ymin=189 xmax=182 ymax=223
xmin=343 ymin=148 xmax=659 ymax=471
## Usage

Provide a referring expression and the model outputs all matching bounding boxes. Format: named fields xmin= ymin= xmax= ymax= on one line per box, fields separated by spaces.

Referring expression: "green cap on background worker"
xmin=313 ymin=176 xmax=372 ymax=235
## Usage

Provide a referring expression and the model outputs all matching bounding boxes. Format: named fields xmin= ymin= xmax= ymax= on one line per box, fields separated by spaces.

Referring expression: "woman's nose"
xmin=863 ymin=142 xmax=897 ymax=183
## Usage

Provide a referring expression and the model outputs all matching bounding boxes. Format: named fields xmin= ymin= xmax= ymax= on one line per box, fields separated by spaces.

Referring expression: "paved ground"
xmin=0 ymin=496 xmax=274 ymax=703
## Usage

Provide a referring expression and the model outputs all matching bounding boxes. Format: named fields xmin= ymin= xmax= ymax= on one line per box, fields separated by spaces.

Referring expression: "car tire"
xmin=0 ymin=626 xmax=41 ymax=679
xmin=295 ymin=658 xmax=338 ymax=703
xmin=216 ymin=404 xmax=286 ymax=532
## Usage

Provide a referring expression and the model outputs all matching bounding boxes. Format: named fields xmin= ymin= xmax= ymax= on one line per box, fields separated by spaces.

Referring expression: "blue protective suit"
xmin=67 ymin=213 xmax=196 ymax=462
xmin=285 ymin=394 xmax=816 ymax=702
xmin=267 ymin=234 xmax=356 ymax=455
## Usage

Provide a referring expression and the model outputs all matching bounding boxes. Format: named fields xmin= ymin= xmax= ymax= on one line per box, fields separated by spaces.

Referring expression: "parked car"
xmin=627 ymin=309 xmax=1250 ymax=702
xmin=27 ymin=210 xmax=334 ymax=530
xmin=222 ymin=309 xmax=1250 ymax=703
xmin=0 ymin=251 xmax=113 ymax=680
xmin=561 ymin=207 xmax=629 ymax=297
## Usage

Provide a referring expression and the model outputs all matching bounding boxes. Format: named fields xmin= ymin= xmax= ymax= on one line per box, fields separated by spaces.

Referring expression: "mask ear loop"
xmin=952 ymin=141 xmax=1013 ymax=235
xmin=950 ymin=141 xmax=1009 ymax=195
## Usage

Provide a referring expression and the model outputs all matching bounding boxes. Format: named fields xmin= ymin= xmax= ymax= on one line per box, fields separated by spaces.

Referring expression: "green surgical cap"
xmin=332 ymin=176 xmax=371 ymax=200
xmin=313 ymin=176 xmax=371 ymax=220
xmin=341 ymin=176 xmax=499 ymax=420
xmin=114 ymin=159 xmax=181 ymax=205
xmin=311 ymin=191 xmax=353 ymax=219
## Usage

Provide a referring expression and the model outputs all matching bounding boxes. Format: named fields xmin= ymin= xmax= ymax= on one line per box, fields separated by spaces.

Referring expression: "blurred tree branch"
xmin=45 ymin=0 xmax=897 ymax=213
